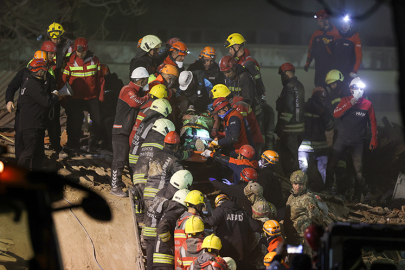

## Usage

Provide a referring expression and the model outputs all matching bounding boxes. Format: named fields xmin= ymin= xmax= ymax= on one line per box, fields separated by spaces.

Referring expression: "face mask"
xmin=258 ymin=160 xmax=265 ymax=169
xmin=218 ymin=109 xmax=231 ymax=119
xmin=353 ymin=89 xmax=364 ymax=99
xmin=175 ymin=61 xmax=184 ymax=68
xmin=142 ymin=84 xmax=149 ymax=92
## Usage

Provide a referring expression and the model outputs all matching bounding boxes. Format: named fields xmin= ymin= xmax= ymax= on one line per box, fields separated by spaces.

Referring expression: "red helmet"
xmin=304 ymin=224 xmax=325 ymax=251
xmin=28 ymin=59 xmax=48 ymax=73
xmin=170 ymin=41 xmax=188 ymax=56
xmin=74 ymin=37 xmax=88 ymax=52
xmin=213 ymin=97 xmax=230 ymax=112
xmin=210 ymin=257 xmax=228 ymax=270
xmin=314 ymin=9 xmax=330 ymax=19
xmin=241 ymin=167 xmax=258 ymax=183
xmin=41 ymin=41 xmax=57 ymax=53
xmin=219 ymin=55 xmax=236 ymax=72
xmin=164 ymin=131 xmax=180 ymax=144
xmin=100 ymin=64 xmax=110 ymax=76
xmin=239 ymin=144 xmax=255 ymax=159
xmin=278 ymin=63 xmax=295 ymax=74
xmin=312 ymin=86 xmax=327 ymax=98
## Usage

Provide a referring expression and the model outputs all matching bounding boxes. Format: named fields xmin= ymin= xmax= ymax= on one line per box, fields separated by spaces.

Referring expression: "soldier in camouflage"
xmin=244 ymin=182 xmax=277 ymax=222
xmin=286 ymin=170 xmax=326 ymax=253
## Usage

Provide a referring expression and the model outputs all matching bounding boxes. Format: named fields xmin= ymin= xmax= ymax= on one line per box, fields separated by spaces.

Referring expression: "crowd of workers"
xmin=5 ymin=9 xmax=378 ymax=269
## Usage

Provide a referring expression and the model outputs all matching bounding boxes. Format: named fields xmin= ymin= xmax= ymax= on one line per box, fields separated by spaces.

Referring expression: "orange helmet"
xmin=41 ymin=41 xmax=57 ymax=53
xmin=100 ymin=64 xmax=110 ymax=76
xmin=28 ymin=59 xmax=48 ymax=73
xmin=199 ymin=46 xmax=216 ymax=59
xmin=170 ymin=41 xmax=188 ymax=56
xmin=164 ymin=131 xmax=180 ymax=144
xmin=240 ymin=167 xmax=258 ymax=183
xmin=137 ymin=38 xmax=143 ymax=48
xmin=161 ymin=64 xmax=179 ymax=77
xmin=33 ymin=50 xmax=48 ymax=61
xmin=215 ymin=194 xmax=229 ymax=207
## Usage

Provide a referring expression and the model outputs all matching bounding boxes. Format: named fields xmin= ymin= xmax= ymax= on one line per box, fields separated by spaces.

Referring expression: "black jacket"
xmin=129 ymin=50 xmax=158 ymax=78
xmin=275 ymin=76 xmax=305 ymax=136
xmin=188 ymin=60 xmax=225 ymax=87
xmin=210 ymin=180 xmax=252 ymax=216
xmin=180 ymin=70 xmax=211 ymax=113
xmin=102 ymin=72 xmax=124 ymax=118
xmin=257 ymin=166 xmax=285 ymax=209
xmin=225 ymin=66 xmax=256 ymax=106
xmin=17 ymin=72 xmax=58 ymax=131
xmin=203 ymin=200 xmax=262 ymax=260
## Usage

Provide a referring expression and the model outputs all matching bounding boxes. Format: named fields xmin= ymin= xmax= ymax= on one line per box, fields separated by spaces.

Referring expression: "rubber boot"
xmin=110 ymin=170 xmax=128 ymax=197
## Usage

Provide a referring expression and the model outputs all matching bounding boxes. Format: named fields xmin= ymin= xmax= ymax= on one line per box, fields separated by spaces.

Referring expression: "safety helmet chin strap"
xmin=231 ymin=44 xmax=244 ymax=59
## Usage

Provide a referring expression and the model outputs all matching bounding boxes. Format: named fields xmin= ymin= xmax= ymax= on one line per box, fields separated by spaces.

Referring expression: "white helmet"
xmin=170 ymin=170 xmax=193 ymax=190
xmin=150 ymin=99 xmax=172 ymax=117
xmin=172 ymin=189 xmax=190 ymax=207
xmin=349 ymin=77 xmax=365 ymax=99
xmin=179 ymin=71 xmax=193 ymax=91
xmin=140 ymin=35 xmax=162 ymax=52
xmin=223 ymin=257 xmax=237 ymax=270
xmin=152 ymin=118 xmax=175 ymax=136
xmin=131 ymin=67 xmax=149 ymax=79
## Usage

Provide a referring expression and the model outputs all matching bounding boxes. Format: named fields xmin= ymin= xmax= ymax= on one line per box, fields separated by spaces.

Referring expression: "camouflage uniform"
xmin=244 ymin=182 xmax=277 ymax=222
xmin=286 ymin=170 xmax=325 ymax=254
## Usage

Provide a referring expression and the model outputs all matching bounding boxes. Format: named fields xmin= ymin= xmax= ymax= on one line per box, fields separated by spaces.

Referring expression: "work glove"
xmin=349 ymin=71 xmax=358 ymax=78
xmin=209 ymin=139 xmax=219 ymax=148
xmin=222 ymin=179 xmax=232 ymax=185
xmin=304 ymin=64 xmax=309 ymax=72
xmin=208 ymin=177 xmax=216 ymax=182
xmin=201 ymin=149 xmax=212 ymax=158
xmin=369 ymin=138 xmax=378 ymax=151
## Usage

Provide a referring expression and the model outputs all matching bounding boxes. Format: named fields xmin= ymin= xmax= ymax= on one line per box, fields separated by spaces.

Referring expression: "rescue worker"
xmin=188 ymin=46 xmax=225 ymax=86
xmin=6 ymin=50 xmax=57 ymax=161
xmin=203 ymin=194 xmax=262 ymax=269
xmin=189 ymin=234 xmax=227 ymax=270
xmin=210 ymin=84 xmax=264 ymax=152
xmin=201 ymin=144 xmax=258 ymax=184
xmin=325 ymin=78 xmax=377 ymax=200
xmin=128 ymin=84 xmax=170 ymax=145
xmin=332 ymin=14 xmax=363 ymax=86
xmin=130 ymin=35 xmax=162 ymax=77
xmin=178 ymin=70 xmax=213 ymax=114
xmin=144 ymin=170 xmax=192 ymax=270
xmin=219 ymin=56 xmax=257 ymax=109
xmin=162 ymin=41 xmax=188 ymax=73
xmin=257 ymin=150 xmax=285 ymax=215
xmin=149 ymin=64 xmax=179 ymax=92
xmin=286 ymin=170 xmax=326 ymax=254
xmin=157 ymin=37 xmax=182 ymax=65
xmin=174 ymin=190 xmax=205 ymax=267
xmin=304 ymin=10 xmax=340 ymax=87
xmin=17 ymin=59 xmax=59 ymax=169
xmin=110 ymin=67 xmax=150 ymax=197
xmin=47 ymin=22 xmax=74 ymax=78
xmin=207 ymin=167 xmax=257 ymax=216
xmin=325 ymin=69 xmax=351 ymax=112
xmin=264 ymin=252 xmax=288 ymax=270
xmin=224 ymin=33 xmax=266 ymax=97
xmin=244 ymin=181 xmax=277 ymax=221
xmin=154 ymin=187 xmax=190 ymax=269
xmin=263 ymin=220 xmax=283 ymax=253
xmin=177 ymin=216 xmax=205 ymax=270
xmin=275 ymin=63 xmax=305 ymax=177
xmin=211 ymin=97 xmax=255 ymax=157
xmin=61 ymin=37 xmax=105 ymax=156
xmin=131 ymin=118 xmax=175 ymax=221
xmin=298 ymin=87 xmax=334 ymax=185
xmin=144 ymin=131 xmax=191 ymax=201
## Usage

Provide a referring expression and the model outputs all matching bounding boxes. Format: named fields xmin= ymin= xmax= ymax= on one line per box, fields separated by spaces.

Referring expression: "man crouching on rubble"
xmin=286 ymin=170 xmax=326 ymax=254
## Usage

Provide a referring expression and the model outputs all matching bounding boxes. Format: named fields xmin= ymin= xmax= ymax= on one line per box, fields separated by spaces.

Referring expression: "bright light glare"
xmin=314 ymin=15 xmax=317 ymax=19
xmin=0 ymin=161 xmax=3 ymax=173
xmin=357 ymin=81 xmax=366 ymax=89
xmin=343 ymin=15 xmax=350 ymax=22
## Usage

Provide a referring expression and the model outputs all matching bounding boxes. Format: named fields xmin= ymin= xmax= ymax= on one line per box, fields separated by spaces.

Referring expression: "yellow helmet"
xmin=47 ymin=22 xmax=65 ymax=39
xmin=211 ymin=84 xmax=231 ymax=99
xmin=33 ymin=50 xmax=48 ymax=62
xmin=184 ymin=190 xmax=205 ymax=206
xmin=202 ymin=234 xmax=222 ymax=252
xmin=150 ymin=84 xmax=168 ymax=99
xmin=264 ymin=252 xmax=283 ymax=266
xmin=325 ymin=69 xmax=344 ymax=85
xmin=214 ymin=194 xmax=229 ymax=207
xmin=263 ymin=220 xmax=281 ymax=237
xmin=224 ymin=33 xmax=246 ymax=48
xmin=185 ymin=216 xmax=204 ymax=235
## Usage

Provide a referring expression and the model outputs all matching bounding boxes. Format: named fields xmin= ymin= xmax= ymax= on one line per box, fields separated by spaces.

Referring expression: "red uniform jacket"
xmin=61 ymin=51 xmax=105 ymax=100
